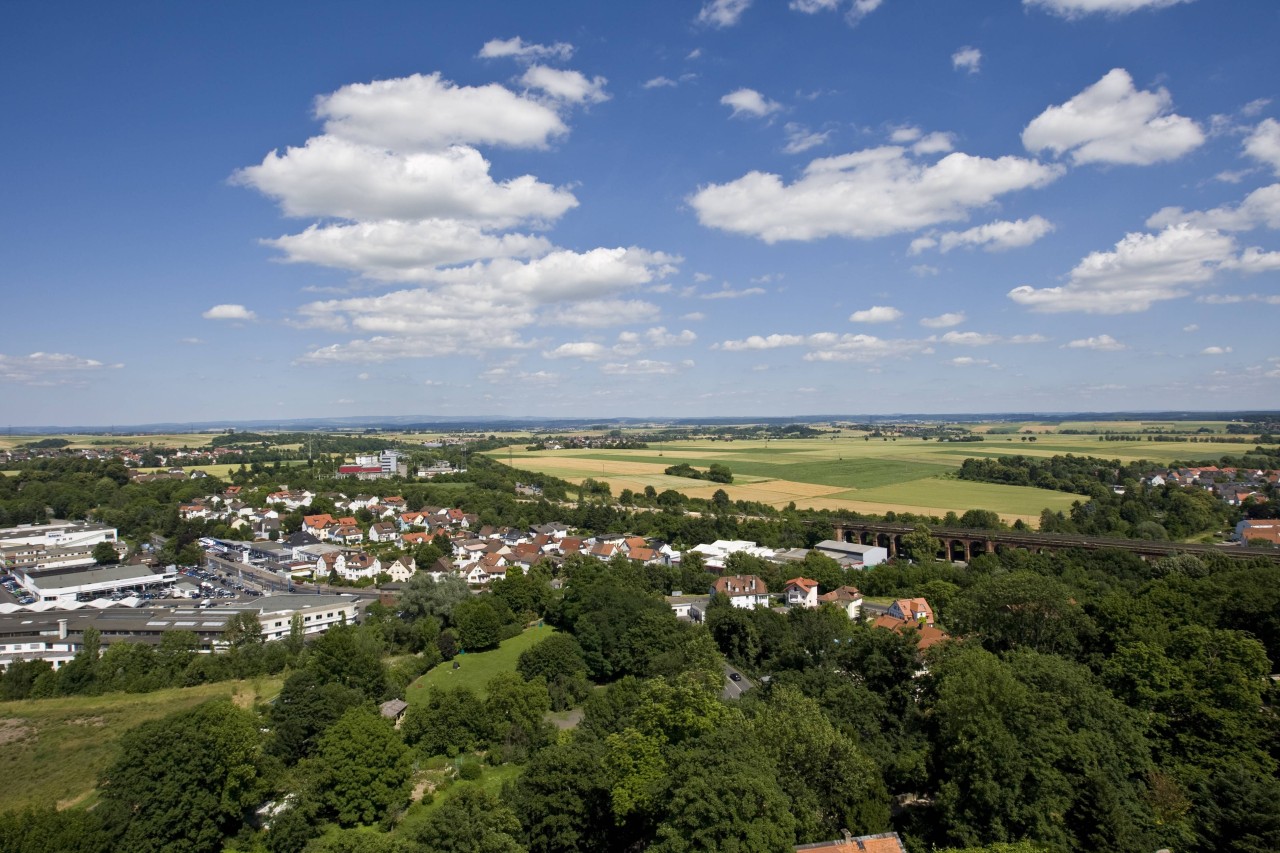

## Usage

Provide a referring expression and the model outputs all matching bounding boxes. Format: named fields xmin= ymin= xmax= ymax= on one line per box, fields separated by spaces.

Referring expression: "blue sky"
xmin=2 ymin=0 xmax=1278 ymax=426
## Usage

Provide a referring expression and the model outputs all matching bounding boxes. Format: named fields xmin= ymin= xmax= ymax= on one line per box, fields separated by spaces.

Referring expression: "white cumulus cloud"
xmin=721 ymin=88 xmax=782 ymax=119
xmin=0 ymin=352 xmax=123 ymax=385
xmin=203 ymin=304 xmax=258 ymax=321
xmin=293 ymin=248 xmax=676 ymax=362
xmin=235 ymin=136 xmax=576 ymax=227
xmin=520 ymin=65 xmax=609 ymax=105
xmin=1244 ymin=118 xmax=1280 ymax=175
xmin=1147 ymin=183 xmax=1280 ymax=232
xmin=477 ymin=37 xmax=574 ymax=63
xmin=1009 ymin=224 xmax=1235 ymax=313
xmin=643 ymin=76 xmax=677 ymax=89
xmin=1064 ymin=334 xmax=1127 ymax=351
xmin=911 ymin=216 xmax=1055 ymax=254
xmin=848 ymin=306 xmax=902 ymax=323
xmin=1022 ymin=68 xmax=1204 ymax=166
xmin=697 ymin=0 xmax=752 ymax=27
xmin=920 ymin=312 xmax=966 ymax=328
xmin=790 ymin=0 xmax=884 ymax=26
xmin=264 ymin=220 xmax=552 ymax=279
xmin=314 ymin=72 xmax=568 ymax=152
xmin=601 ymin=359 xmax=684 ymax=375
xmin=783 ymin=123 xmax=832 ymax=154
xmin=690 ymin=144 xmax=1061 ymax=242
xmin=543 ymin=341 xmax=608 ymax=360
xmin=952 ymin=47 xmax=982 ymax=74
xmin=1025 ymin=0 xmax=1195 ymax=19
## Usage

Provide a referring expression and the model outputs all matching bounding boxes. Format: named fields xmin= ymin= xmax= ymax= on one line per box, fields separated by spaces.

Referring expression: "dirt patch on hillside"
xmin=67 ymin=716 xmax=106 ymax=727
xmin=0 ymin=719 xmax=33 ymax=746
xmin=57 ymin=790 xmax=93 ymax=811
xmin=231 ymin=683 xmax=261 ymax=709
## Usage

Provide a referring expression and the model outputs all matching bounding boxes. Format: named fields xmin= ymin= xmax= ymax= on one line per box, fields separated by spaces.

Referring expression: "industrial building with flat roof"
xmin=0 ymin=593 xmax=362 ymax=669
xmin=0 ymin=520 xmax=118 ymax=573
xmin=10 ymin=562 xmax=178 ymax=605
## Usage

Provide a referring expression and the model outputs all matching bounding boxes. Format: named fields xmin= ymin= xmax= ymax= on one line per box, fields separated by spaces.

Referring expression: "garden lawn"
xmin=408 ymin=624 xmax=555 ymax=702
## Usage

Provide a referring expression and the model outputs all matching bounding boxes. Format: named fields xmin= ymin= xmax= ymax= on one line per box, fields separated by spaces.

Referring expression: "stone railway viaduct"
xmin=828 ymin=520 xmax=1280 ymax=564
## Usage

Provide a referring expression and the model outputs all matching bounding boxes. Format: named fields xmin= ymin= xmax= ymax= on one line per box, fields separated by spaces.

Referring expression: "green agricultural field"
xmin=408 ymin=624 xmax=554 ymax=701
xmin=0 ymin=677 xmax=282 ymax=812
xmin=491 ymin=427 xmax=1260 ymax=523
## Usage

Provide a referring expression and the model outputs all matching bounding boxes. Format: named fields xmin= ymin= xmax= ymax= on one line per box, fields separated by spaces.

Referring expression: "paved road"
xmin=721 ymin=663 xmax=753 ymax=700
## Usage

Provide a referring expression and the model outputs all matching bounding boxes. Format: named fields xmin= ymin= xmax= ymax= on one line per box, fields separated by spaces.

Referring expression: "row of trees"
xmin=661 ymin=462 xmax=733 ymax=484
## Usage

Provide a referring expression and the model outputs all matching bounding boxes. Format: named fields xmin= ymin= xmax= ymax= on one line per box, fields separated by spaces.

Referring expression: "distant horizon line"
xmin=3 ymin=410 xmax=1278 ymax=435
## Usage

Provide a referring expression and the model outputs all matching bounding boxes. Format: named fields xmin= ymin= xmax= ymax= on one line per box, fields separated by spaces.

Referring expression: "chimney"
xmin=57 ymin=619 xmax=67 ymax=640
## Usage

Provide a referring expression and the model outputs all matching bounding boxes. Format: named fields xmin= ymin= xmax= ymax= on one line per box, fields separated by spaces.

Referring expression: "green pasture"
xmin=0 ymin=677 xmax=282 ymax=812
xmin=408 ymin=624 xmax=554 ymax=702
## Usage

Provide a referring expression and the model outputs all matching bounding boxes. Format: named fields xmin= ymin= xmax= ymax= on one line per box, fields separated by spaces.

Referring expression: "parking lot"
xmin=177 ymin=565 xmax=269 ymax=603
xmin=0 ymin=575 xmax=36 ymax=606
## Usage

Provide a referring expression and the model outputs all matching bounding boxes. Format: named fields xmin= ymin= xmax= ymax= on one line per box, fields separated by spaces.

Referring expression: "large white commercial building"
xmin=0 ymin=521 xmax=117 ymax=573
xmin=11 ymin=563 xmax=179 ymax=604
xmin=0 ymin=593 xmax=362 ymax=669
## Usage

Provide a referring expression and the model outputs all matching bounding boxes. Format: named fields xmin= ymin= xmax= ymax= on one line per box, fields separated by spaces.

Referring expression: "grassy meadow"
xmin=408 ymin=624 xmax=554 ymax=701
xmin=490 ymin=429 xmax=1259 ymax=524
xmin=0 ymin=677 xmax=282 ymax=812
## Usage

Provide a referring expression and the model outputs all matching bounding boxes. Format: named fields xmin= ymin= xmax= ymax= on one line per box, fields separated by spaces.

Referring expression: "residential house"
xmin=330 ymin=524 xmax=365 ymax=546
xmin=711 ymin=575 xmax=770 ymax=609
xmin=887 ymin=598 xmax=935 ymax=626
xmin=818 ymin=586 xmax=863 ymax=620
xmin=368 ymin=522 xmax=400 ymax=544
xmin=589 ymin=542 xmax=617 ymax=561
xmin=626 ymin=547 xmax=661 ymax=566
xmin=320 ymin=550 xmax=382 ymax=582
xmin=783 ymin=577 xmax=820 ymax=608
xmin=872 ymin=613 xmax=948 ymax=652
xmin=302 ymin=514 xmax=338 ymax=539
xmin=385 ymin=556 xmax=416 ymax=583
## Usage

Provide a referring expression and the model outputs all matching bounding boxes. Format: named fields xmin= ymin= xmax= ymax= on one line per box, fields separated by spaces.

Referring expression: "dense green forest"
xmin=2 ymin=543 xmax=1276 ymax=852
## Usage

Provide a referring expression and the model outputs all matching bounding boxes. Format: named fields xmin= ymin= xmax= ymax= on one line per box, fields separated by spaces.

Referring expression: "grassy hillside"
xmin=408 ymin=624 xmax=554 ymax=701
xmin=0 ymin=677 xmax=282 ymax=813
